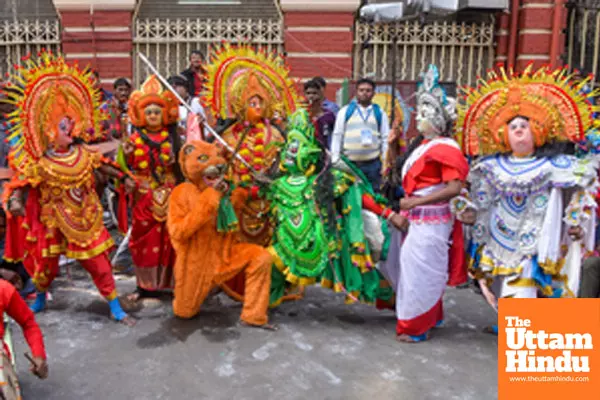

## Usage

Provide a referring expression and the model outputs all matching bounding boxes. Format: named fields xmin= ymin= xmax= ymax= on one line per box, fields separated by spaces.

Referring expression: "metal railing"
xmin=565 ymin=0 xmax=600 ymax=85
xmin=0 ymin=19 xmax=61 ymax=79
xmin=133 ymin=17 xmax=284 ymax=86
xmin=354 ymin=18 xmax=495 ymax=87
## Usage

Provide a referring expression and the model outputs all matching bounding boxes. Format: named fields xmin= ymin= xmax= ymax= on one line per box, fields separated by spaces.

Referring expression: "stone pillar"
xmin=494 ymin=11 xmax=511 ymax=67
xmin=515 ymin=0 xmax=567 ymax=71
xmin=280 ymin=0 xmax=359 ymax=100
xmin=53 ymin=0 xmax=135 ymax=91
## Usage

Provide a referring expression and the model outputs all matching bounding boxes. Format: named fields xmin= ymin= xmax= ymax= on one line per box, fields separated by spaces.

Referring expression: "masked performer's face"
xmin=507 ymin=116 xmax=534 ymax=156
xmin=55 ymin=116 xmax=74 ymax=147
xmin=416 ymin=102 xmax=443 ymax=138
xmin=245 ymin=95 xmax=264 ymax=125
xmin=144 ymin=104 xmax=163 ymax=130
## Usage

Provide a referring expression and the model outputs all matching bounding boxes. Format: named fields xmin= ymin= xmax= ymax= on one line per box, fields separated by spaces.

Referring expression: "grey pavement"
xmin=13 ymin=264 xmax=498 ymax=400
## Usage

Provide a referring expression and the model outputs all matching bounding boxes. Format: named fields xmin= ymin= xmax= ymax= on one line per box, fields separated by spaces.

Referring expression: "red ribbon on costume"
xmin=447 ymin=219 xmax=467 ymax=286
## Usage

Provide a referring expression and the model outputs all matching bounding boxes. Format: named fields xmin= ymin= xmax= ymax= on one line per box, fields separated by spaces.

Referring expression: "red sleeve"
xmin=403 ymin=143 xmax=468 ymax=196
xmin=362 ymin=194 xmax=393 ymax=218
xmin=5 ymin=285 xmax=46 ymax=359
xmin=3 ymin=215 xmax=26 ymax=262
xmin=441 ymin=164 xmax=464 ymax=183
xmin=250 ymin=185 xmax=260 ymax=200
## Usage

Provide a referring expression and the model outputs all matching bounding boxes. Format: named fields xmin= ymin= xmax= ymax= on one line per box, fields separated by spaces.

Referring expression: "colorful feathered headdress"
xmin=127 ymin=75 xmax=180 ymax=128
xmin=204 ymin=43 xmax=300 ymax=121
xmin=456 ymin=65 xmax=600 ymax=156
xmin=0 ymin=50 xmax=106 ymax=174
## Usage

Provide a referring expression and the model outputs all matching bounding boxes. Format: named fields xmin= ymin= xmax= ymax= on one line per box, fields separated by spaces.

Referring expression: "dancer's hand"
xmin=389 ymin=213 xmax=409 ymax=232
xmin=124 ymin=177 xmax=136 ymax=194
xmin=30 ymin=356 xmax=48 ymax=379
xmin=568 ymin=226 xmax=584 ymax=241
xmin=0 ymin=268 xmax=23 ymax=291
xmin=121 ymin=140 xmax=135 ymax=155
xmin=399 ymin=197 xmax=420 ymax=211
xmin=387 ymin=125 xmax=402 ymax=144
xmin=166 ymin=152 xmax=176 ymax=166
xmin=458 ymin=209 xmax=477 ymax=225
xmin=253 ymin=173 xmax=273 ymax=185
xmin=214 ymin=179 xmax=229 ymax=193
xmin=8 ymin=198 xmax=24 ymax=217
xmin=138 ymin=180 xmax=151 ymax=191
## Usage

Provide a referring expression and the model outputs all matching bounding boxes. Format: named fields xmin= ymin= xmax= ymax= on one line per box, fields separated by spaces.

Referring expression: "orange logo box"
xmin=498 ymin=298 xmax=600 ymax=400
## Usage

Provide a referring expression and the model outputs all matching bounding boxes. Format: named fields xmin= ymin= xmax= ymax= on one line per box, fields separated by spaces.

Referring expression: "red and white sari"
xmin=379 ymin=137 xmax=469 ymax=338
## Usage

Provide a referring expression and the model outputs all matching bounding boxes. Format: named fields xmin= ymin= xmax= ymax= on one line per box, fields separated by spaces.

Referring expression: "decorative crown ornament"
xmin=416 ymin=65 xmax=457 ymax=133
xmin=127 ymin=75 xmax=180 ymax=128
xmin=456 ymin=64 xmax=600 ymax=156
xmin=0 ymin=49 xmax=106 ymax=175
xmin=204 ymin=43 xmax=300 ymax=121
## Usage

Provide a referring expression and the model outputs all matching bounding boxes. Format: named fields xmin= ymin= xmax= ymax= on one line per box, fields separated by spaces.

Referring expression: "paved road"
xmin=12 ymin=265 xmax=498 ymax=400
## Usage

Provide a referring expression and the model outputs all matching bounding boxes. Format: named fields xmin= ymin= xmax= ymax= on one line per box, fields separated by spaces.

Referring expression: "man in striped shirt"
xmin=331 ymin=78 xmax=390 ymax=193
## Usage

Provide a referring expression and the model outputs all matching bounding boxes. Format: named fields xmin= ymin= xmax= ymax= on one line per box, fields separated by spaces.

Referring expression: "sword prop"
xmin=136 ymin=52 xmax=255 ymax=172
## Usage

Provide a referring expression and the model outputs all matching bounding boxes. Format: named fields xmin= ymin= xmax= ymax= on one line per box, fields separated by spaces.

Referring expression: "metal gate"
xmin=565 ymin=0 xmax=600 ymax=85
xmin=354 ymin=18 xmax=496 ymax=88
xmin=0 ymin=19 xmax=61 ymax=79
xmin=132 ymin=17 xmax=284 ymax=87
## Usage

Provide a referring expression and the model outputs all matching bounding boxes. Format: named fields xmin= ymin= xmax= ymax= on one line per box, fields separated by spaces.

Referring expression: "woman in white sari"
xmin=379 ymin=65 xmax=470 ymax=343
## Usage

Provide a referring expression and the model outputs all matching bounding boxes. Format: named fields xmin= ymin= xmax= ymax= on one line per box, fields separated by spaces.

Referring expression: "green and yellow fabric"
xmin=266 ymin=109 xmax=393 ymax=306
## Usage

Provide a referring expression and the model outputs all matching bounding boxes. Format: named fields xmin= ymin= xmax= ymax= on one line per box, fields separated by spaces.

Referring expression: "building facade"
xmin=1 ymin=1 xmax=597 ymax=99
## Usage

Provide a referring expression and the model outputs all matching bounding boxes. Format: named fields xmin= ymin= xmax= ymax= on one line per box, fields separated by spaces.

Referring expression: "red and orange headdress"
xmin=0 ymin=50 xmax=106 ymax=175
xmin=204 ymin=43 xmax=300 ymax=121
xmin=127 ymin=75 xmax=179 ymax=128
xmin=456 ymin=65 xmax=600 ymax=156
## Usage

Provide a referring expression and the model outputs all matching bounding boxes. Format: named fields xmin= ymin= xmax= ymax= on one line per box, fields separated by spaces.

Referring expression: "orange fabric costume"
xmin=167 ymin=140 xmax=272 ymax=325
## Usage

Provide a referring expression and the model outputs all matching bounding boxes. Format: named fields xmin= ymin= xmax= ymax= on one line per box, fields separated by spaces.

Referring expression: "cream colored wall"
xmin=52 ymin=0 xmax=136 ymax=11
xmin=279 ymin=0 xmax=360 ymax=12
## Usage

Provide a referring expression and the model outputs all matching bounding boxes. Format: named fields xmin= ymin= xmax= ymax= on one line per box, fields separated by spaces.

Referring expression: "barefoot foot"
xmin=396 ymin=333 xmax=429 ymax=343
xmin=117 ymin=315 xmax=137 ymax=327
xmin=124 ymin=291 xmax=141 ymax=303
xmin=108 ymin=296 xmax=136 ymax=326
xmin=239 ymin=321 xmax=279 ymax=331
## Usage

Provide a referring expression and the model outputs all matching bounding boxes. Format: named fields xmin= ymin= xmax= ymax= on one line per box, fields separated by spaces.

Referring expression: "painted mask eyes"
xmin=145 ymin=108 xmax=162 ymax=116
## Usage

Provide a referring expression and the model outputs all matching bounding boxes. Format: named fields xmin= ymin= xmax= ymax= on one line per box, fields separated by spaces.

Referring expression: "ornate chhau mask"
xmin=416 ymin=65 xmax=456 ymax=137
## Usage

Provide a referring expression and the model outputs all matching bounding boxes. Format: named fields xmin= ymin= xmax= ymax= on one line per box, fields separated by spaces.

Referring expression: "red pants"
xmin=24 ymin=253 xmax=117 ymax=299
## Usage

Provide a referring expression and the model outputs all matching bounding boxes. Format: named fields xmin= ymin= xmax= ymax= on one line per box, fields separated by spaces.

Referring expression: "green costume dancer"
xmin=264 ymin=109 xmax=399 ymax=307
